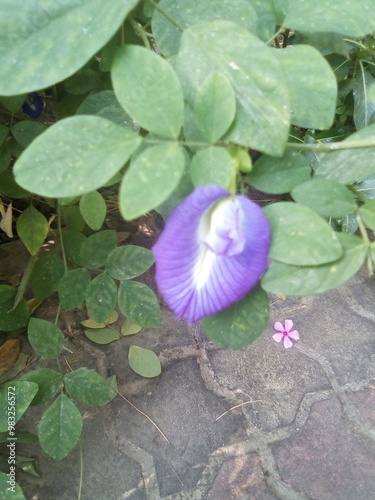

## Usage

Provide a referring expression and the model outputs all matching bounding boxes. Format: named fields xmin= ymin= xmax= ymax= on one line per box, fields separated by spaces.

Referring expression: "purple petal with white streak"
xmin=153 ymin=186 xmax=271 ymax=324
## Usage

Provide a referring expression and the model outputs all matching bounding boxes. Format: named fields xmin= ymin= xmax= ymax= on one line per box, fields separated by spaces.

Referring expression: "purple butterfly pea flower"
xmin=152 ymin=185 xmax=271 ymax=324
xmin=22 ymin=92 xmax=44 ymax=119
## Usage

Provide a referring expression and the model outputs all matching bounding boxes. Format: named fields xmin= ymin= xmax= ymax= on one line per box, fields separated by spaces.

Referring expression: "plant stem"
xmin=286 ymin=138 xmax=375 ymax=152
xmin=145 ymin=0 xmax=184 ymax=31
xmin=57 ymin=204 xmax=68 ymax=272
xmin=77 ymin=441 xmax=83 ymax=500
xmin=356 ymin=212 xmax=374 ymax=274
xmin=130 ymin=18 xmax=151 ymax=49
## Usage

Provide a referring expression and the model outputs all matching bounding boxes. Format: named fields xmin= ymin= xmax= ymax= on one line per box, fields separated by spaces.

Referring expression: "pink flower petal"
xmin=272 ymin=333 xmax=284 ymax=343
xmin=288 ymin=330 xmax=300 ymax=340
xmin=283 ymin=336 xmax=293 ymax=349
xmin=284 ymin=319 xmax=294 ymax=332
xmin=274 ymin=321 xmax=284 ymax=332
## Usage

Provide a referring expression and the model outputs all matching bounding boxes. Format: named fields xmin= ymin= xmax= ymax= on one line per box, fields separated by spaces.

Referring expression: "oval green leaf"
xmin=20 ymin=368 xmax=62 ymax=406
xmin=274 ymin=45 xmax=337 ymax=129
xmin=262 ymin=234 xmax=367 ymax=295
xmin=128 ymin=346 xmax=161 ymax=378
xmin=85 ymin=273 xmax=117 ymax=323
xmin=0 ymin=0 xmax=139 ymax=95
xmin=0 ymin=381 xmax=38 ymax=432
xmin=247 ymin=151 xmax=311 ymax=194
xmin=105 ymin=245 xmax=155 ymax=280
xmin=58 ymin=268 xmax=91 ymax=310
xmin=263 ymin=202 xmax=343 ymax=265
xmin=84 ymin=327 xmax=121 ymax=344
xmin=14 ymin=116 xmax=141 ymax=198
xmin=64 ymin=368 xmax=117 ymax=406
xmin=16 ymin=205 xmax=49 ymax=255
xmin=119 ymin=143 xmax=185 ymax=220
xmin=118 ymin=281 xmax=161 ymax=328
xmin=315 ymin=124 xmax=375 ymax=185
xmin=112 ymin=44 xmax=184 ymax=139
xmin=28 ymin=318 xmax=64 ymax=358
xmin=194 ymin=72 xmax=236 ymax=142
xmin=201 ymin=286 xmax=269 ymax=349
xmin=291 ymin=178 xmax=357 ymax=218
xmin=38 ymin=394 xmax=82 ymax=460
xmin=11 ymin=121 xmax=47 ymax=148
xmin=80 ymin=230 xmax=117 ymax=269
xmin=0 ymin=285 xmax=29 ymax=331
xmin=189 ymin=146 xmax=234 ymax=188
xmin=152 ymin=0 xmax=258 ymax=58
xmin=79 ymin=191 xmax=107 ymax=230
xmin=29 ymin=249 xmax=65 ymax=300
xmin=121 ymin=319 xmax=142 ymax=336
xmin=177 ymin=20 xmax=290 ymax=156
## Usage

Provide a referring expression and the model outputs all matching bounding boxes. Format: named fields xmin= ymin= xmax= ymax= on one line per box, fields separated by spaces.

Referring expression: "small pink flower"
xmin=273 ymin=320 xmax=299 ymax=349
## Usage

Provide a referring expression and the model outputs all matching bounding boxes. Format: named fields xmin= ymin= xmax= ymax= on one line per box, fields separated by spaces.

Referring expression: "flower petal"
xmin=283 ymin=336 xmax=293 ymax=349
xmin=284 ymin=319 xmax=294 ymax=332
xmin=153 ymin=186 xmax=271 ymax=324
xmin=288 ymin=330 xmax=299 ymax=340
xmin=274 ymin=321 xmax=284 ymax=332
xmin=272 ymin=333 xmax=284 ymax=343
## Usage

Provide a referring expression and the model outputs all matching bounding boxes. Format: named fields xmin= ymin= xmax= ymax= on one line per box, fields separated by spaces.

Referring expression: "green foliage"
xmin=201 ymin=286 xmax=269 ymax=349
xmin=2 ymin=2 xmax=375 ymax=496
xmin=128 ymin=345 xmax=162 ymax=378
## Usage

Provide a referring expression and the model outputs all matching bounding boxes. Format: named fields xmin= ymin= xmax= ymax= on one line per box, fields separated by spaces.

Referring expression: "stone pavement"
xmin=6 ymin=240 xmax=375 ymax=500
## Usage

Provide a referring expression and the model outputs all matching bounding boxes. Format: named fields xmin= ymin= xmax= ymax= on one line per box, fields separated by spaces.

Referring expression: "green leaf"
xmin=105 ymin=245 xmax=154 ymax=280
xmin=85 ymin=273 xmax=117 ymax=323
xmin=262 ymin=233 xmax=367 ymax=295
xmin=0 ymin=123 xmax=9 ymax=144
xmin=38 ymin=394 xmax=82 ymax=460
xmin=353 ymin=69 xmax=375 ymax=130
xmin=0 ymin=95 xmax=25 ymax=113
xmin=0 ymin=472 xmax=26 ymax=499
xmin=119 ymin=143 xmax=185 ymax=220
xmin=79 ymin=191 xmax=106 ymax=230
xmin=58 ymin=269 xmax=91 ymax=310
xmin=16 ymin=206 xmax=49 ymax=255
xmin=11 ymin=121 xmax=47 ymax=148
xmin=201 ymin=286 xmax=269 ymax=349
xmin=0 ymin=0 xmax=139 ymax=95
xmin=20 ymin=368 xmax=62 ymax=405
xmin=64 ymin=368 xmax=116 ymax=406
xmin=84 ymin=327 xmax=121 ymax=344
xmin=80 ymin=230 xmax=117 ymax=269
xmin=284 ymin=0 xmax=375 ymax=37
xmin=62 ymin=230 xmax=86 ymax=266
xmin=61 ymin=205 xmax=86 ymax=232
xmin=0 ymin=430 xmax=38 ymax=444
xmin=176 ymin=20 xmax=290 ymax=156
xmin=14 ymin=116 xmax=141 ymax=198
xmin=194 ymin=72 xmax=236 ymax=142
xmin=29 ymin=250 xmax=65 ymax=300
xmin=128 ymin=346 xmax=161 ymax=378
xmin=28 ymin=318 xmax=64 ymax=358
xmin=0 ymin=169 xmax=29 ymax=198
xmin=263 ymin=202 xmax=343 ymax=265
xmin=315 ymin=124 xmax=375 ymax=184
xmin=76 ymin=90 xmax=139 ymax=132
xmin=118 ymin=281 xmax=161 ymax=328
xmin=247 ymin=151 xmax=311 ymax=194
xmin=151 ymin=0 xmax=258 ymax=58
xmin=0 ymin=125 xmax=8 ymax=146
xmin=121 ymin=319 xmax=142 ymax=336
xmin=291 ymin=178 xmax=357 ymax=218
xmin=359 ymin=199 xmax=375 ymax=230
xmin=0 ymin=381 xmax=38 ymax=432
xmin=274 ymin=45 xmax=337 ymax=129
xmin=0 ymin=285 xmax=29 ymax=331
xmin=189 ymin=146 xmax=234 ymax=189
xmin=112 ymin=44 xmax=184 ymax=139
